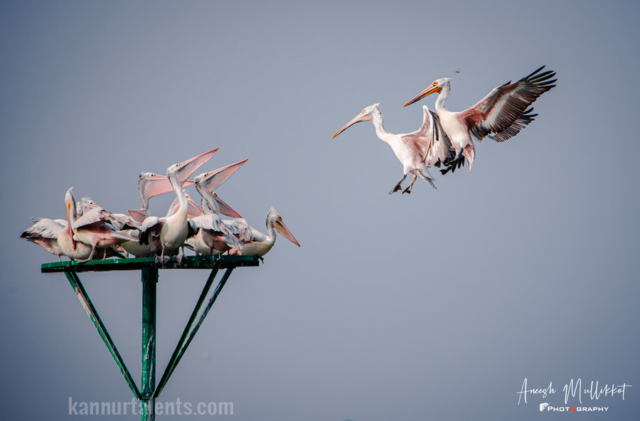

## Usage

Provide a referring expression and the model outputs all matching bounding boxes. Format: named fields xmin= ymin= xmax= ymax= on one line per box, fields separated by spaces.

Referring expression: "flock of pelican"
xmin=333 ymin=66 xmax=557 ymax=193
xmin=21 ymin=149 xmax=300 ymax=263
xmin=21 ymin=66 xmax=556 ymax=262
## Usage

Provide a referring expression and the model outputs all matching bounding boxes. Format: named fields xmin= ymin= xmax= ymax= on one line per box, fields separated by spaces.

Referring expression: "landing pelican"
xmin=403 ymin=66 xmax=557 ymax=172
xmin=332 ymin=103 xmax=451 ymax=194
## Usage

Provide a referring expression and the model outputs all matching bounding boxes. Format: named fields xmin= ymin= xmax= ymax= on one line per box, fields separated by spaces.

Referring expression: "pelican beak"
xmin=186 ymin=195 xmax=204 ymax=218
xmin=174 ymin=148 xmax=219 ymax=186
xmin=66 ymin=200 xmax=76 ymax=250
xmin=196 ymin=158 xmax=249 ymax=195
xmin=274 ymin=218 xmax=300 ymax=247
xmin=403 ymin=84 xmax=442 ymax=107
xmin=127 ymin=208 xmax=147 ymax=223
xmin=213 ymin=193 xmax=242 ymax=219
xmin=332 ymin=112 xmax=371 ymax=138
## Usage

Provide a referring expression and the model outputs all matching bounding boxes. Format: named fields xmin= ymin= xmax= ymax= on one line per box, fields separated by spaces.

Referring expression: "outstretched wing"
xmin=458 ymin=66 xmax=556 ymax=142
xmin=21 ymin=218 xmax=66 ymax=239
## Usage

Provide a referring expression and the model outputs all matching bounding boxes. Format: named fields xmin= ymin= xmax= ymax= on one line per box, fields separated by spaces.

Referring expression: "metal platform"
xmin=41 ymin=255 xmax=260 ymax=420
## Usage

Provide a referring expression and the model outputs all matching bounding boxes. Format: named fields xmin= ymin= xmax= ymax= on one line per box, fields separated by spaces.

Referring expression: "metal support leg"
xmin=63 ymin=270 xmax=141 ymax=400
xmin=154 ymin=267 xmax=234 ymax=398
xmin=141 ymin=268 xmax=158 ymax=421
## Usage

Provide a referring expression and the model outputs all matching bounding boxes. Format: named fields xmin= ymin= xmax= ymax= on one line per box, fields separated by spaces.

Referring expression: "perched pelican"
xmin=139 ymin=149 xmax=216 ymax=263
xmin=128 ymin=172 xmax=195 ymax=223
xmin=403 ymin=66 xmax=557 ymax=172
xmin=192 ymin=159 xmax=252 ymax=245
xmin=120 ymin=193 xmax=202 ymax=257
xmin=21 ymin=218 xmax=67 ymax=261
xmin=332 ymin=103 xmax=451 ymax=194
xmin=239 ymin=208 xmax=300 ymax=257
xmin=56 ymin=188 xmax=125 ymax=261
xmin=189 ymin=159 xmax=250 ymax=255
xmin=64 ymin=188 xmax=134 ymax=261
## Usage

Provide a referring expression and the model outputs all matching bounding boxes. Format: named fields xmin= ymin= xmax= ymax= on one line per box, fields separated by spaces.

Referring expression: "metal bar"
xmin=42 ymin=255 xmax=259 ymax=273
xmin=154 ymin=263 xmax=221 ymax=398
xmin=140 ymin=267 xmax=158 ymax=421
xmin=153 ymin=267 xmax=235 ymax=398
xmin=63 ymin=270 xmax=142 ymax=400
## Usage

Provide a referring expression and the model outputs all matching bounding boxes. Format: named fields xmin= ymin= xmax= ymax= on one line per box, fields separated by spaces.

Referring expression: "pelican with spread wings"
xmin=403 ymin=66 xmax=557 ymax=172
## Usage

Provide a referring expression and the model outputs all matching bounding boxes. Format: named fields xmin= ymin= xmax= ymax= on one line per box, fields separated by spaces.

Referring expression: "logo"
xmin=540 ymin=403 xmax=549 ymax=412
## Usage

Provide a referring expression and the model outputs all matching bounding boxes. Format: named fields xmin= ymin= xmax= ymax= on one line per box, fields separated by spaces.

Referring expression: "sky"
xmin=1 ymin=0 xmax=639 ymax=420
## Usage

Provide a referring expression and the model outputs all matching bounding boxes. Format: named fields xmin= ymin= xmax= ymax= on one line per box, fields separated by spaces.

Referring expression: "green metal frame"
xmin=42 ymin=255 xmax=259 ymax=421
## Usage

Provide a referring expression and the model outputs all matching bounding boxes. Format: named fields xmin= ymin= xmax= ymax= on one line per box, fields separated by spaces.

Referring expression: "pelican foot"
xmin=389 ymin=184 xmax=402 ymax=195
xmin=155 ymin=256 xmax=171 ymax=267
xmin=402 ymin=186 xmax=412 ymax=194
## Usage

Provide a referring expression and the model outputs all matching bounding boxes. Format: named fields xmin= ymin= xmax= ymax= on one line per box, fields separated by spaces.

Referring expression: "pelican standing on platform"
xmin=332 ymin=103 xmax=451 ymax=194
xmin=403 ymin=66 xmax=557 ymax=172
xmin=139 ymin=149 xmax=216 ymax=263
xmin=238 ymin=208 xmax=300 ymax=257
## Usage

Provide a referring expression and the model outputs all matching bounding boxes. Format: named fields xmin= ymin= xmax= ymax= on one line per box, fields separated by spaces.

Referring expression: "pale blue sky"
xmin=1 ymin=1 xmax=639 ymax=420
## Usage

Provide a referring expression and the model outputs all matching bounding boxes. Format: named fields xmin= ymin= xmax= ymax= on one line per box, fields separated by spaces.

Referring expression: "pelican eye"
xmin=433 ymin=81 xmax=438 ymax=86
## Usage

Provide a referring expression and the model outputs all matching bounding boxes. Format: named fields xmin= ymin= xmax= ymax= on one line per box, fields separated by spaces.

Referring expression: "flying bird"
xmin=403 ymin=66 xmax=557 ymax=172
xmin=332 ymin=103 xmax=452 ymax=194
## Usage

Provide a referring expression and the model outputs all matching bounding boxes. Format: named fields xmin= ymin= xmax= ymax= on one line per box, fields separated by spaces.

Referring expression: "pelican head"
xmin=268 ymin=207 xmax=300 ymax=247
xmin=332 ymin=103 xmax=380 ymax=138
xmin=403 ymin=78 xmax=450 ymax=107
xmin=167 ymin=148 xmax=219 ymax=186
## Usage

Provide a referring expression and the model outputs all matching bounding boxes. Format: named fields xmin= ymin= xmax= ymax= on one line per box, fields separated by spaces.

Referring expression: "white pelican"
xmin=120 ymin=193 xmax=202 ymax=258
xmin=192 ymin=159 xmax=252 ymax=245
xmin=332 ymin=103 xmax=452 ymax=194
xmin=139 ymin=149 xmax=216 ymax=263
xmin=238 ymin=208 xmax=300 ymax=257
xmin=56 ymin=188 xmax=128 ymax=261
xmin=403 ymin=66 xmax=557 ymax=172
xmin=128 ymin=172 xmax=195 ymax=223
xmin=21 ymin=218 xmax=67 ymax=261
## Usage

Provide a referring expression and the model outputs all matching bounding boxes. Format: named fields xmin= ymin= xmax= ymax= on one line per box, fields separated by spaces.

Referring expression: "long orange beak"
xmin=213 ymin=193 xmax=242 ymax=219
xmin=332 ymin=112 xmax=370 ymax=139
xmin=174 ymin=148 xmax=219 ymax=186
xmin=66 ymin=200 xmax=76 ymax=250
xmin=274 ymin=219 xmax=300 ymax=247
xmin=403 ymin=85 xmax=442 ymax=107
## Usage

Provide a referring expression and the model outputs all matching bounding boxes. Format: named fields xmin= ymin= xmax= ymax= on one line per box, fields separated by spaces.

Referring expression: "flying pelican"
xmin=403 ymin=66 xmax=557 ymax=172
xmin=139 ymin=149 xmax=217 ymax=263
xmin=332 ymin=103 xmax=451 ymax=194
xmin=238 ymin=208 xmax=300 ymax=257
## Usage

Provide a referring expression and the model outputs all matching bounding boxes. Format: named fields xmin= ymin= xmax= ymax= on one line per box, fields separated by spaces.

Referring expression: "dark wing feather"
xmin=458 ymin=66 xmax=556 ymax=142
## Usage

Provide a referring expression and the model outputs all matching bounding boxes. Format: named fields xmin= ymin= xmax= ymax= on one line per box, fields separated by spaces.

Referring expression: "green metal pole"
xmin=154 ymin=263 xmax=221 ymax=399
xmin=141 ymin=267 xmax=157 ymax=421
xmin=154 ymin=268 xmax=235 ymax=397
xmin=64 ymin=270 xmax=141 ymax=399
